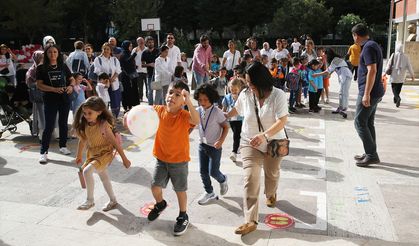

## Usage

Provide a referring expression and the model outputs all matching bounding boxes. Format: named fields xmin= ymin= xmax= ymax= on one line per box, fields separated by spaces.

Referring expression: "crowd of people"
xmin=0 ymin=23 xmax=415 ymax=237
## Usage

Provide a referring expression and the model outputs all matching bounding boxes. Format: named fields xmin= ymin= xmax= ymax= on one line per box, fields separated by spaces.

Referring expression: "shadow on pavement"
xmin=86 ymin=204 xmax=242 ymax=245
xmin=0 ymin=156 xmax=18 ymax=176
xmin=369 ymin=162 xmax=419 ymax=178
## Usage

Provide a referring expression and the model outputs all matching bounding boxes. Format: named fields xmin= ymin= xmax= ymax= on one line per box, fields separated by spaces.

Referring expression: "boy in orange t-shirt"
xmin=148 ymin=81 xmax=200 ymax=236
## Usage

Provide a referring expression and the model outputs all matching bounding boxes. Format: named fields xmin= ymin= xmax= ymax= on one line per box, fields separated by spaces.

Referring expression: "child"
xmin=209 ymin=67 xmax=228 ymax=107
xmin=96 ymin=73 xmax=111 ymax=108
xmin=307 ymin=59 xmax=323 ymax=113
xmin=145 ymin=81 xmax=200 ymax=236
xmin=222 ymin=78 xmax=244 ymax=162
xmin=278 ymin=57 xmax=289 ymax=90
xmin=287 ymin=58 xmax=301 ymax=113
xmin=261 ymin=54 xmax=269 ymax=68
xmin=73 ymin=96 xmax=131 ymax=211
xmin=243 ymin=54 xmax=253 ymax=65
xmin=317 ymin=48 xmax=330 ymax=104
xmin=180 ymin=52 xmax=189 ymax=80
xmin=194 ymin=83 xmax=229 ymax=205
xmin=296 ymin=55 xmax=309 ymax=107
xmin=270 ymin=58 xmax=281 ymax=89
xmin=71 ymin=72 xmax=92 ymax=115
xmin=210 ymin=54 xmax=220 ymax=78
xmin=173 ymin=65 xmax=188 ymax=84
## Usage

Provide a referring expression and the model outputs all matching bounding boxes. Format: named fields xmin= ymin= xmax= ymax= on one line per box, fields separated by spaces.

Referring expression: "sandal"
xmin=266 ymin=194 xmax=277 ymax=208
xmin=235 ymin=222 xmax=257 ymax=235
xmin=102 ymin=200 xmax=118 ymax=212
xmin=77 ymin=201 xmax=95 ymax=210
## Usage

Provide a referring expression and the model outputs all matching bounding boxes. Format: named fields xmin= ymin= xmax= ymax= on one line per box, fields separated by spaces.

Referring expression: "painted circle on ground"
xmin=264 ymin=213 xmax=295 ymax=229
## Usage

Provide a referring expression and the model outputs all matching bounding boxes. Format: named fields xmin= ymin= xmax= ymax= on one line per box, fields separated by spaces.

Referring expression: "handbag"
xmin=0 ymin=68 xmax=9 ymax=75
xmin=28 ymin=84 xmax=44 ymax=103
xmin=253 ymin=93 xmax=289 ymax=158
xmin=385 ymin=54 xmax=394 ymax=75
xmin=150 ymin=69 xmax=162 ymax=90
xmin=128 ymin=71 xmax=139 ymax=79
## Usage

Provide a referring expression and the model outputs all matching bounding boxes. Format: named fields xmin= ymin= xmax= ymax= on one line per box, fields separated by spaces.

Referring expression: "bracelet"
xmin=263 ymin=133 xmax=269 ymax=142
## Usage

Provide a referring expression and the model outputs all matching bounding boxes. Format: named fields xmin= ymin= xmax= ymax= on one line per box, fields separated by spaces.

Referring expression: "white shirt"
xmin=234 ymin=87 xmax=288 ymax=152
xmin=327 ymin=58 xmax=352 ymax=82
xmin=301 ymin=50 xmax=317 ymax=62
xmin=260 ymin=48 xmax=274 ymax=65
xmin=291 ymin=42 xmax=301 ymax=53
xmin=131 ymin=47 xmax=147 ymax=73
xmin=222 ymin=50 xmax=241 ymax=70
xmin=93 ymin=55 xmax=122 ymax=91
xmin=167 ymin=45 xmax=181 ymax=74
xmin=0 ymin=55 xmax=15 ymax=76
xmin=96 ymin=83 xmax=110 ymax=103
xmin=273 ymin=49 xmax=289 ymax=60
xmin=154 ymin=56 xmax=173 ymax=86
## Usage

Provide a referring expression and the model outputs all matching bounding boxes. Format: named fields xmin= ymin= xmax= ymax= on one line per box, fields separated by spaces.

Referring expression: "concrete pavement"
xmin=1 ymin=73 xmax=419 ymax=246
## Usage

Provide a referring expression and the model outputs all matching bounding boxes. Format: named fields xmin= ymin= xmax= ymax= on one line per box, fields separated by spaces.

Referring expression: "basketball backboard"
xmin=141 ymin=18 xmax=161 ymax=31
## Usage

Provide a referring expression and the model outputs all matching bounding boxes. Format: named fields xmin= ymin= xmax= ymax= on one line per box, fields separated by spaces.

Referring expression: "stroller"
xmin=0 ymin=83 xmax=33 ymax=138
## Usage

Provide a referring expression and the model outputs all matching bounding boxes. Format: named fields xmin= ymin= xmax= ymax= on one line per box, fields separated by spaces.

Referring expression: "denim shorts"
xmin=151 ymin=159 xmax=188 ymax=192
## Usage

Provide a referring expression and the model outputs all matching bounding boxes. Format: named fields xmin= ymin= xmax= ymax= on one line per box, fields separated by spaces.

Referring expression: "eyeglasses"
xmin=167 ymin=37 xmax=174 ymax=39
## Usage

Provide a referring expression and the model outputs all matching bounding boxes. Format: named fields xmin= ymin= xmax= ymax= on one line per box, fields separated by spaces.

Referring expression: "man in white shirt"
xmin=260 ymin=42 xmax=274 ymax=66
xmin=132 ymin=37 xmax=148 ymax=102
xmin=166 ymin=33 xmax=181 ymax=74
xmin=291 ymin=37 xmax=302 ymax=58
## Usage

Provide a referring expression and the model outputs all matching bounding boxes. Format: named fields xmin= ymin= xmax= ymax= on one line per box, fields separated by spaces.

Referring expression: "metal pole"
xmin=401 ymin=0 xmax=408 ymax=51
xmin=157 ymin=31 xmax=160 ymax=47
xmin=387 ymin=0 xmax=395 ymax=59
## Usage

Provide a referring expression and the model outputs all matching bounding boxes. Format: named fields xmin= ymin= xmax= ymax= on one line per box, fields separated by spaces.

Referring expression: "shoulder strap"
xmin=253 ymin=93 xmax=264 ymax=132
xmin=98 ymin=57 xmax=102 ymax=65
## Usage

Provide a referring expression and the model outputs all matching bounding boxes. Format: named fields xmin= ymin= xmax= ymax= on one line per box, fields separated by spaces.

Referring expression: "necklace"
xmin=50 ymin=64 xmax=58 ymax=69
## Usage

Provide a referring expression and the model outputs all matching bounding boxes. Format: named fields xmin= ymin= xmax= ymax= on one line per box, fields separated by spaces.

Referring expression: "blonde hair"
xmin=101 ymin=42 xmax=112 ymax=56
xmin=229 ymin=78 xmax=245 ymax=89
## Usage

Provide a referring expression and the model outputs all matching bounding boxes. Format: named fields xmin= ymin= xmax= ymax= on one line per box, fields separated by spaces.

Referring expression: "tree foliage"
xmin=271 ymin=0 xmax=333 ymax=39
xmin=336 ymin=14 xmax=366 ymax=44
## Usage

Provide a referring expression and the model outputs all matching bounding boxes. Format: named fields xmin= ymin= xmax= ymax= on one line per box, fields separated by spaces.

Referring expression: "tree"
xmin=1 ymin=0 xmax=62 ymax=43
xmin=271 ymin=0 xmax=333 ymax=40
xmin=112 ymin=0 xmax=161 ymax=40
xmin=195 ymin=0 xmax=235 ymax=39
xmin=159 ymin=0 xmax=199 ymax=39
xmin=336 ymin=14 xmax=366 ymax=44
xmin=235 ymin=0 xmax=276 ymax=36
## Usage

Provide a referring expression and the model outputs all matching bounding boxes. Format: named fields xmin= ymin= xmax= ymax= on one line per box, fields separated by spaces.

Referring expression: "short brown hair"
xmin=74 ymin=41 xmax=84 ymax=50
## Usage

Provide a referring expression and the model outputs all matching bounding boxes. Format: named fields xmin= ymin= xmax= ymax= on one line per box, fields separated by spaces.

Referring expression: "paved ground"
xmin=1 ymin=73 xmax=419 ymax=246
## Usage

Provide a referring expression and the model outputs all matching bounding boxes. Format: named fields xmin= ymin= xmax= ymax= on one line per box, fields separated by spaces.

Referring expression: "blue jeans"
xmin=146 ymin=76 xmax=154 ymax=105
xmin=193 ymin=71 xmax=208 ymax=87
xmin=154 ymin=85 xmax=169 ymax=105
xmin=289 ymin=89 xmax=297 ymax=108
xmin=108 ymin=88 xmax=121 ymax=118
xmin=339 ymin=76 xmax=352 ymax=110
xmin=199 ymin=143 xmax=226 ymax=194
xmin=41 ymin=100 xmax=70 ymax=154
xmin=354 ymin=95 xmax=382 ymax=159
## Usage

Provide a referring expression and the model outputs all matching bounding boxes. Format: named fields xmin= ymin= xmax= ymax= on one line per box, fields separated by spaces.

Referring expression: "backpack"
xmin=286 ymin=72 xmax=300 ymax=91
xmin=72 ymin=59 xmax=87 ymax=76
xmin=87 ymin=57 xmax=101 ymax=81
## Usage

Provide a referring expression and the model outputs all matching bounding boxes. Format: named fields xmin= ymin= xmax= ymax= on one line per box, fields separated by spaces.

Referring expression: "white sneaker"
xmin=326 ymin=98 xmax=330 ymax=104
xmin=39 ymin=153 xmax=48 ymax=164
xmin=197 ymin=192 xmax=217 ymax=205
xmin=220 ymin=175 xmax=228 ymax=196
xmin=59 ymin=147 xmax=71 ymax=155
xmin=229 ymin=152 xmax=237 ymax=162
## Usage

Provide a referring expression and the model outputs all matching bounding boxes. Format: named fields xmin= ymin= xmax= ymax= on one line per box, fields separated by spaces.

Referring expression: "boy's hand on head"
xmin=182 ymin=89 xmax=190 ymax=102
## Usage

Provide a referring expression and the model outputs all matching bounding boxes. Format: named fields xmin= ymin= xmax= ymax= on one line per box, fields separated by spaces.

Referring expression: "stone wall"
xmin=405 ymin=42 xmax=419 ymax=77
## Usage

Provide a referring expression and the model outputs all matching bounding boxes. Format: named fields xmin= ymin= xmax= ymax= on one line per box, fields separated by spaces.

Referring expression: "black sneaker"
xmin=147 ymin=200 xmax=167 ymax=221
xmin=173 ymin=215 xmax=189 ymax=236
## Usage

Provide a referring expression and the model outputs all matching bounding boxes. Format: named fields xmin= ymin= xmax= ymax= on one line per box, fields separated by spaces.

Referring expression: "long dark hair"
xmin=245 ymin=61 xmax=273 ymax=99
xmin=325 ymin=48 xmax=341 ymax=64
xmin=42 ymin=44 xmax=64 ymax=69
xmin=72 ymin=96 xmax=115 ymax=140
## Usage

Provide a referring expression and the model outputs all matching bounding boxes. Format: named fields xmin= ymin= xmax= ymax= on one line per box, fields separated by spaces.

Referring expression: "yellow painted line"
xmin=406 ymin=95 xmax=419 ymax=99
xmin=125 ymin=138 xmax=147 ymax=150
xmin=403 ymin=90 xmax=416 ymax=93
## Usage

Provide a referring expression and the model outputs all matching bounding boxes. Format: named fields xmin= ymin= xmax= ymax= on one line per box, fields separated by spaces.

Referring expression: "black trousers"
xmin=391 ymin=83 xmax=403 ymax=102
xmin=309 ymin=89 xmax=323 ymax=110
xmin=137 ymin=72 xmax=147 ymax=102
xmin=121 ymin=75 xmax=140 ymax=111
xmin=352 ymin=66 xmax=358 ymax=81
xmin=229 ymin=121 xmax=242 ymax=154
